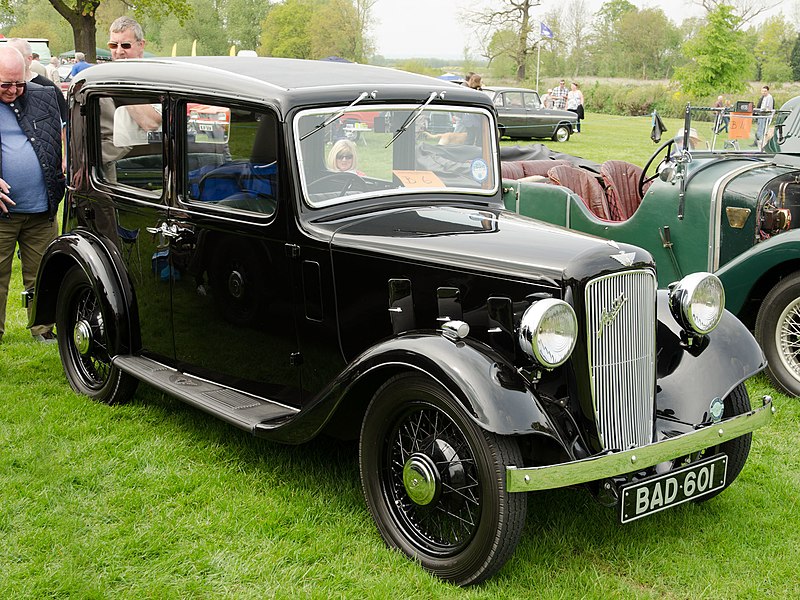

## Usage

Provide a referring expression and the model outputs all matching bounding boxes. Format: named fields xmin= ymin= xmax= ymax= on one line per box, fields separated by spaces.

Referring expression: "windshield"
xmin=295 ymin=105 xmax=498 ymax=208
xmin=683 ymin=104 xmax=791 ymax=153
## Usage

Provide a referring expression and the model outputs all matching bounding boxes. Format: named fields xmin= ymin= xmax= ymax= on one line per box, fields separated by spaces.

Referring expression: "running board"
xmin=113 ymin=355 xmax=299 ymax=432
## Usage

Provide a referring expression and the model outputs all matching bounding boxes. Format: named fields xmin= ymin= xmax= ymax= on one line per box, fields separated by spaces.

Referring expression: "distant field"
xmin=500 ymin=111 xmax=687 ymax=166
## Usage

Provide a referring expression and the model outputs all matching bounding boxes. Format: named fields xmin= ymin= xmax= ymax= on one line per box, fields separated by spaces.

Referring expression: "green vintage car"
xmin=502 ymin=101 xmax=800 ymax=395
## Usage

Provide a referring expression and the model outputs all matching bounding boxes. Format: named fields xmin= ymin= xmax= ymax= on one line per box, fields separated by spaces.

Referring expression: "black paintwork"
xmin=32 ymin=57 xmax=763 ymax=458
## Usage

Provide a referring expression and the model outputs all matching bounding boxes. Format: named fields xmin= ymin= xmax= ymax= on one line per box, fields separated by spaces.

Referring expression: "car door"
xmin=497 ymin=91 xmax=530 ymax=138
xmin=87 ymin=91 xmax=174 ymax=362
xmin=168 ymin=99 xmax=303 ymax=403
xmin=523 ymin=91 xmax=552 ymax=138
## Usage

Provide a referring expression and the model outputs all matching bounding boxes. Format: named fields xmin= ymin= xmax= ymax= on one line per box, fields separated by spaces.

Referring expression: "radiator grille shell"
xmin=585 ymin=269 xmax=657 ymax=451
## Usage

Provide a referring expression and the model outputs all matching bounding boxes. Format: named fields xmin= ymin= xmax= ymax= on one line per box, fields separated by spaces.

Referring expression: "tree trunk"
xmin=74 ymin=14 xmax=99 ymax=63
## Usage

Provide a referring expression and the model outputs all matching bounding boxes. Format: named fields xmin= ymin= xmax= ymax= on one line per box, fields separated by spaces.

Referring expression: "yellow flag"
xmin=229 ymin=45 xmax=236 ymax=56
xmin=171 ymin=42 xmax=177 ymax=57
xmin=191 ymin=40 xmax=197 ymax=56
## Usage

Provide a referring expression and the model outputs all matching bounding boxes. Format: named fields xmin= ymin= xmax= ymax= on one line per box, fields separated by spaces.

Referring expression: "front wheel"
xmin=552 ymin=124 xmax=571 ymax=142
xmin=755 ymin=273 xmax=800 ymax=396
xmin=359 ymin=374 xmax=527 ymax=585
xmin=56 ymin=266 xmax=138 ymax=405
xmin=695 ymin=382 xmax=752 ymax=502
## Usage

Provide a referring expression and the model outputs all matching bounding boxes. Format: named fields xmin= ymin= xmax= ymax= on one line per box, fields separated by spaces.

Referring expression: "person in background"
xmin=0 ymin=46 xmax=66 ymax=344
xmin=551 ymin=79 xmax=568 ymax=110
xmin=69 ymin=52 xmax=92 ymax=77
xmin=541 ymin=89 xmax=553 ymax=109
xmin=45 ymin=56 xmax=61 ymax=83
xmin=713 ymin=95 xmax=729 ymax=134
xmin=29 ymin=52 xmax=46 ymax=77
xmin=467 ymin=73 xmax=483 ymax=90
xmin=6 ymin=39 xmax=67 ymax=138
xmin=755 ymin=85 xmax=774 ymax=146
xmin=327 ymin=139 xmax=363 ymax=175
xmin=566 ymin=82 xmax=584 ymax=133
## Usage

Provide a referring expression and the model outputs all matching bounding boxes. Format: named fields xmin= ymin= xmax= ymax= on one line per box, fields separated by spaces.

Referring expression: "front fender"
xmin=30 ymin=229 xmax=139 ymax=355
xmin=258 ymin=332 xmax=565 ymax=446
xmin=655 ymin=289 xmax=766 ymax=423
xmin=716 ymin=228 xmax=800 ymax=314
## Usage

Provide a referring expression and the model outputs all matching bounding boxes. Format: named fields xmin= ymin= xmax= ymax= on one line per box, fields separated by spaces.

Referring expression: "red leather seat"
xmin=548 ymin=165 xmax=612 ymax=221
xmin=600 ymin=160 xmax=644 ymax=220
xmin=501 ymin=159 xmax=570 ymax=180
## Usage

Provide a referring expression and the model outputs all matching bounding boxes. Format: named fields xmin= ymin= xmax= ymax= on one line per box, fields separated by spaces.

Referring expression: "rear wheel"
xmin=552 ymin=124 xmax=570 ymax=142
xmin=359 ymin=373 xmax=527 ymax=585
xmin=56 ymin=266 xmax=138 ymax=405
xmin=755 ymin=273 xmax=800 ymax=396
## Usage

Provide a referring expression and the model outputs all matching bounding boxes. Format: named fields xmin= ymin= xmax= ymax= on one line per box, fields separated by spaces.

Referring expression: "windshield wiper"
xmin=300 ymin=90 xmax=377 ymax=141
xmin=385 ymin=91 xmax=444 ymax=149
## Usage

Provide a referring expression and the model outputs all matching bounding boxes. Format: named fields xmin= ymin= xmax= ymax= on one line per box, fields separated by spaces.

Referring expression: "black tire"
xmin=359 ymin=373 xmax=527 ymax=585
xmin=552 ymin=124 xmax=570 ymax=143
xmin=695 ymin=382 xmax=752 ymax=503
xmin=755 ymin=273 xmax=800 ymax=396
xmin=56 ymin=266 xmax=138 ymax=405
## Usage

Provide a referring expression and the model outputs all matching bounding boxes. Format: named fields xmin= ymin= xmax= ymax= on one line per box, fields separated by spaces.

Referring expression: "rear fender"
xmin=30 ymin=229 xmax=139 ymax=355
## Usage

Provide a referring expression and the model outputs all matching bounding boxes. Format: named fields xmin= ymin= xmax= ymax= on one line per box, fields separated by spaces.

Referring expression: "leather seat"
xmin=600 ymin=160 xmax=644 ymax=221
xmin=547 ymin=165 xmax=612 ymax=221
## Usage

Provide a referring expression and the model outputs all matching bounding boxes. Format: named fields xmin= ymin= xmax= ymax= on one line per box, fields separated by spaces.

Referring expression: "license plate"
xmin=620 ymin=454 xmax=727 ymax=523
xmin=198 ymin=123 xmax=213 ymax=131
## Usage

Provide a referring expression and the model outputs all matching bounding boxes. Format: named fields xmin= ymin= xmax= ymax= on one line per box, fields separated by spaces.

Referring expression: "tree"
xmin=0 ymin=0 xmax=193 ymax=63
xmin=616 ymin=8 xmax=682 ymax=79
xmin=258 ymin=0 xmax=374 ymax=62
xmin=696 ymin=0 xmax=782 ymax=29
xmin=791 ymin=33 xmax=800 ymax=81
xmin=753 ymin=15 xmax=796 ymax=82
xmin=469 ymin=0 xmax=542 ymax=81
xmin=586 ymin=0 xmax=637 ymax=77
xmin=221 ymin=0 xmax=273 ymax=50
xmin=674 ymin=4 xmax=752 ymax=95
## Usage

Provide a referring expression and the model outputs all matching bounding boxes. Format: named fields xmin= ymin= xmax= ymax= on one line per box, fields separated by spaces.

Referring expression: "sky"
xmin=369 ymin=0 xmax=788 ymax=60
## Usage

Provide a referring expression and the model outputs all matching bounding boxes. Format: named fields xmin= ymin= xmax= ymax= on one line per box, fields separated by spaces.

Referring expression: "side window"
xmin=524 ymin=93 xmax=540 ymax=110
xmin=97 ymin=95 xmax=164 ymax=195
xmin=506 ymin=92 xmax=524 ymax=108
xmin=493 ymin=94 xmax=504 ymax=108
xmin=184 ymin=104 xmax=279 ymax=217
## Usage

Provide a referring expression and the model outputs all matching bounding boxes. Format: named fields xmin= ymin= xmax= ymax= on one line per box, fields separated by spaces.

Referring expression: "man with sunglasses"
xmin=0 ymin=46 xmax=66 ymax=344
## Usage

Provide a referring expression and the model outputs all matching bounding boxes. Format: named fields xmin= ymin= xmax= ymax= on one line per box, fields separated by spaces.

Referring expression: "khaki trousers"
xmin=0 ymin=212 xmax=59 ymax=340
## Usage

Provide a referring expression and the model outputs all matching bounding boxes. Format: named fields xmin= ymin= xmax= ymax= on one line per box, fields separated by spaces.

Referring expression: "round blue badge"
xmin=471 ymin=159 xmax=489 ymax=183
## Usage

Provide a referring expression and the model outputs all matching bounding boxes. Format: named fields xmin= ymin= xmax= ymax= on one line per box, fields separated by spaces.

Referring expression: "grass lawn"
xmin=1 ymin=113 xmax=799 ymax=598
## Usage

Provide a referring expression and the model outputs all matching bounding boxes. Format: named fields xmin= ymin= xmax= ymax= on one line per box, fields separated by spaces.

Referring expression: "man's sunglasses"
xmin=0 ymin=81 xmax=26 ymax=90
xmin=108 ymin=42 xmax=136 ymax=50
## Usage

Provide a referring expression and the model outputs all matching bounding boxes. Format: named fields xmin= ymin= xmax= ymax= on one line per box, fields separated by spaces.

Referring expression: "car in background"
xmin=483 ymin=86 xmax=578 ymax=142
xmin=26 ymin=58 xmax=771 ymax=585
xmin=501 ymin=101 xmax=800 ymax=395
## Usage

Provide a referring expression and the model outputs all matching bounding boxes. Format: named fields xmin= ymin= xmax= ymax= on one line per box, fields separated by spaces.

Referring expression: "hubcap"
xmin=402 ymin=453 xmax=440 ymax=506
xmin=227 ymin=270 xmax=244 ymax=299
xmin=73 ymin=319 xmax=92 ymax=356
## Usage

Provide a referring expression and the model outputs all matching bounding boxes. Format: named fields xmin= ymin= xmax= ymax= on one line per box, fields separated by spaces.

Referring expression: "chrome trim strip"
xmin=506 ymin=397 xmax=773 ymax=492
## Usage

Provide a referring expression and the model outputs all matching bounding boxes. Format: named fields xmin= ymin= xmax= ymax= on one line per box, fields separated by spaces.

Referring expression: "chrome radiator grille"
xmin=585 ymin=269 xmax=656 ymax=451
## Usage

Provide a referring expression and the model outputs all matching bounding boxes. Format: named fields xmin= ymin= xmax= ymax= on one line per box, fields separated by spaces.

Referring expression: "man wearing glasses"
xmin=0 ymin=46 xmax=66 ymax=344
xmin=99 ymin=16 xmax=161 ymax=181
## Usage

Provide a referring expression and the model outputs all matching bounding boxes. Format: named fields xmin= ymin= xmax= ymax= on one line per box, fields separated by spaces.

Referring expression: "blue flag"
xmin=540 ymin=22 xmax=554 ymax=39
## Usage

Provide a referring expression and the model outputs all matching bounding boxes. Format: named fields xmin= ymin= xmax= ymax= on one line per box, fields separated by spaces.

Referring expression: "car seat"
xmin=600 ymin=160 xmax=645 ymax=221
xmin=547 ymin=164 xmax=613 ymax=221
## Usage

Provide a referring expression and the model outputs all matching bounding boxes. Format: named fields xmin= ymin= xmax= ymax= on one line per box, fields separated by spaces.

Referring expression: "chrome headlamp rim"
xmin=669 ymin=272 xmax=725 ymax=335
xmin=518 ymin=298 xmax=578 ymax=369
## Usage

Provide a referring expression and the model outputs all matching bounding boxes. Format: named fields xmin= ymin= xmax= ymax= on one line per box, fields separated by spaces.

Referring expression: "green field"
xmin=1 ymin=113 xmax=798 ymax=598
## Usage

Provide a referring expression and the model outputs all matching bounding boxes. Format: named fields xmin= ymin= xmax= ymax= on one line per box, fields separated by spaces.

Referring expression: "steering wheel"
xmin=308 ymin=171 xmax=368 ymax=196
xmin=639 ymin=138 xmax=675 ymax=199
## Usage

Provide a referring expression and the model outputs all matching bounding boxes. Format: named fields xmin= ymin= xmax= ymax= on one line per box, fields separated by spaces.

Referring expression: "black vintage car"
xmin=27 ymin=57 xmax=772 ymax=585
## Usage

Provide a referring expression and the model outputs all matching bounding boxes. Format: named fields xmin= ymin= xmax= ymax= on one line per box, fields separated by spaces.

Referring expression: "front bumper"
xmin=506 ymin=395 xmax=774 ymax=493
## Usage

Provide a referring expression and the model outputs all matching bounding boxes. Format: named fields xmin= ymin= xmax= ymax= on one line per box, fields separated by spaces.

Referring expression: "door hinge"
xmin=285 ymin=243 xmax=301 ymax=259
xmin=289 ymin=352 xmax=303 ymax=367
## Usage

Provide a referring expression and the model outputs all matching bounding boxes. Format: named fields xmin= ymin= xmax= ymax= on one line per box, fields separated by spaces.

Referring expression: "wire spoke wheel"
xmin=56 ymin=267 xmax=137 ymax=405
xmin=359 ymin=373 xmax=526 ymax=585
xmin=755 ymin=273 xmax=800 ymax=396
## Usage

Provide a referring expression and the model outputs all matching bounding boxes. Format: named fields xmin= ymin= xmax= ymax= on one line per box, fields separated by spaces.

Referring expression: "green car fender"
xmin=715 ymin=228 xmax=800 ymax=315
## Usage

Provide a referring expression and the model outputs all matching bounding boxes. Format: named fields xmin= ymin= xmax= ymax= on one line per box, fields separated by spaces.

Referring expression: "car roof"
xmin=73 ymin=56 xmax=493 ymax=114
xmin=483 ymin=87 xmax=539 ymax=94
